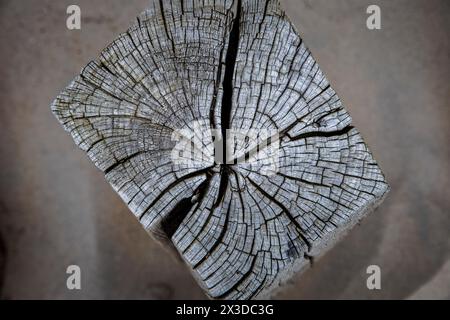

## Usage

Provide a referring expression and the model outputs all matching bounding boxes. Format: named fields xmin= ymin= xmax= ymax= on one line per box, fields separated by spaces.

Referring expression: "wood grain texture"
xmin=51 ymin=0 xmax=389 ymax=299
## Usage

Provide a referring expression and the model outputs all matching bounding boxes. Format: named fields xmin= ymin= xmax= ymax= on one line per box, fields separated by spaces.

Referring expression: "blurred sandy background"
xmin=0 ymin=0 xmax=449 ymax=299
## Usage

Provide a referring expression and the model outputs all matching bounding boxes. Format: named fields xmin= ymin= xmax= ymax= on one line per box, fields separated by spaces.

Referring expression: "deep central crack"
xmin=160 ymin=1 xmax=242 ymax=241
xmin=220 ymin=0 xmax=241 ymax=165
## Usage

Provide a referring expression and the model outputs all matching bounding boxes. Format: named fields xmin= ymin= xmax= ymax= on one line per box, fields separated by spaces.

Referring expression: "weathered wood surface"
xmin=51 ymin=0 xmax=389 ymax=299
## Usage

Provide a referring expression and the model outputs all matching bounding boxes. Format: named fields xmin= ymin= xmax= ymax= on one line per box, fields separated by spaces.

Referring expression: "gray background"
xmin=0 ymin=0 xmax=449 ymax=299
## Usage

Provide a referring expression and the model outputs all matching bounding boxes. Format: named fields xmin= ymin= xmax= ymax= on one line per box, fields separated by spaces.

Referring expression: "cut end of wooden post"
xmin=51 ymin=0 xmax=389 ymax=299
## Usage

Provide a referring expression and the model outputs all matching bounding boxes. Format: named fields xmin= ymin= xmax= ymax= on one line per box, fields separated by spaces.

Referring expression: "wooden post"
xmin=51 ymin=0 xmax=389 ymax=299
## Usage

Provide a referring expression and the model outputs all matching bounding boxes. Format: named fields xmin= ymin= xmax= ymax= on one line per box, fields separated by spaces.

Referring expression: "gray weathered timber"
xmin=51 ymin=0 xmax=389 ymax=299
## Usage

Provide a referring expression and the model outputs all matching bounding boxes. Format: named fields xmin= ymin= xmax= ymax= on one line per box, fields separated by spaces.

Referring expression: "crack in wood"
xmin=161 ymin=176 xmax=211 ymax=239
xmin=221 ymin=0 xmax=241 ymax=164
xmin=247 ymin=176 xmax=312 ymax=251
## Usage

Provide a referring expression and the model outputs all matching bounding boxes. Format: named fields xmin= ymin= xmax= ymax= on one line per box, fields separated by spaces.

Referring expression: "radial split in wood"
xmin=51 ymin=0 xmax=389 ymax=299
